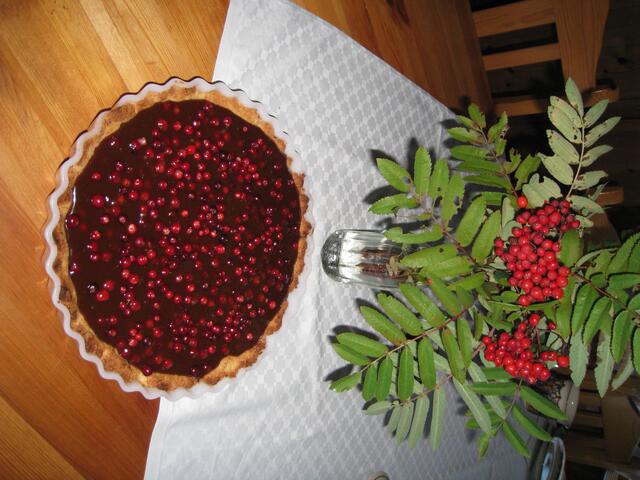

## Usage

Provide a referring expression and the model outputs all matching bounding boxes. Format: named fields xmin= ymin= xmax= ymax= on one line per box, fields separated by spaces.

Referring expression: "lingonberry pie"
xmin=51 ymin=79 xmax=310 ymax=391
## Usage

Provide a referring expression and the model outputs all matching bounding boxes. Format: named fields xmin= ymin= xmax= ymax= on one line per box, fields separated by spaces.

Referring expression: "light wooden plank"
xmin=555 ymin=0 xmax=610 ymax=91
xmin=473 ymin=0 xmax=555 ymax=37
xmin=0 ymin=394 xmax=83 ymax=480
xmin=483 ymin=43 xmax=561 ymax=71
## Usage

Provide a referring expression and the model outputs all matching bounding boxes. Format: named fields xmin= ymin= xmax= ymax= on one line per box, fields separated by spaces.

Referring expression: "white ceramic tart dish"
xmin=43 ymin=78 xmax=312 ymax=400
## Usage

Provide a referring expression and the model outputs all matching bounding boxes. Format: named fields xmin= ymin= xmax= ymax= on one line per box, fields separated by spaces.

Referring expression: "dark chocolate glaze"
xmin=65 ymin=100 xmax=301 ymax=377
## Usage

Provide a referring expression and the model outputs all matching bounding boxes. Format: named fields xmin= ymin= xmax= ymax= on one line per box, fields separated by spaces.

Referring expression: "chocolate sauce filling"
xmin=65 ymin=100 xmax=301 ymax=377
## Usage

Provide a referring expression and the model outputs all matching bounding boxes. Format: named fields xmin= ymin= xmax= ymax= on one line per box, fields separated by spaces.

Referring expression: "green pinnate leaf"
xmin=612 ymin=349 xmax=634 ymax=391
xmin=612 ymin=311 xmax=632 ymax=363
xmin=503 ymin=421 xmax=530 ymax=457
xmin=478 ymin=191 xmax=508 ymax=206
xmin=547 ymin=130 xmax=580 ymax=164
xmin=455 ymin=196 xmax=486 ymax=247
xmin=515 ymin=155 xmax=541 ymax=190
xmin=571 ymin=283 xmax=599 ymax=334
xmin=472 ymin=210 xmax=501 ymax=262
xmin=369 ymin=194 xmax=419 ymax=215
xmin=482 ymin=367 xmax=512 ymax=381
xmin=428 ymin=158 xmax=449 ymax=202
xmin=583 ymin=144 xmax=612 ymax=167
xmin=395 ymin=402 xmax=414 ymax=444
xmin=400 ymin=244 xmax=457 ymax=268
xmin=608 ymin=233 xmax=640 ymax=274
xmin=362 ymin=364 xmax=378 ymax=401
xmin=569 ymin=195 xmax=604 ymax=215
xmin=407 ymin=396 xmax=430 ymax=449
xmin=414 ymin=147 xmax=431 ymax=196
xmin=608 ymin=273 xmax=640 ymax=290
xmin=399 ymin=283 xmax=446 ymax=327
xmin=468 ymin=104 xmax=486 ymax=128
xmin=548 ymin=96 xmax=581 ymax=142
xmin=584 ymin=99 xmax=608 ymax=128
xmin=360 ymin=306 xmax=407 ymax=345
xmin=464 ymin=174 xmax=511 ymax=190
xmin=430 ymin=277 xmax=463 ymax=316
xmin=397 ymin=347 xmax=414 ymax=401
xmin=630 ymin=240 xmax=640 ymax=273
xmin=540 ymin=154 xmax=574 ymax=185
xmin=330 ymin=371 xmax=361 ymax=392
xmin=564 ymin=78 xmax=584 ymax=116
xmin=574 ymin=170 xmax=607 ymax=190
xmin=488 ymin=111 xmax=508 ymax=143
xmin=456 ymin=114 xmax=475 ymax=129
xmin=450 ymin=272 xmax=486 ymax=291
xmin=457 ymin=159 xmax=502 ymax=174
xmin=585 ymin=116 xmax=621 ymax=148
xmin=421 ymin=256 xmax=472 ymax=279
xmin=430 ymin=387 xmax=446 ymax=451
xmin=522 ymin=174 xmax=561 ymax=207
xmin=477 ymin=432 xmax=492 ymax=458
xmin=376 ymin=357 xmax=393 ymax=401
xmin=521 ymin=386 xmax=567 ymax=420
xmin=457 ymin=318 xmax=475 ymax=366
xmin=448 ymin=127 xmax=482 ymax=143
xmin=384 ymin=225 xmax=443 ymax=244
xmin=337 ymin=332 xmax=388 ymax=357
xmin=569 ymin=331 xmax=589 ymax=386
xmin=376 ymin=158 xmax=411 ymax=192
xmin=417 ymin=338 xmax=436 ymax=389
xmin=583 ymin=297 xmax=612 ymax=344
xmin=377 ymin=293 xmax=423 ymax=336
xmin=495 ymin=136 xmax=506 ymax=156
xmin=512 ymin=405 xmax=552 ymax=442
xmin=442 ymin=330 xmax=466 ymax=382
xmin=455 ymin=286 xmax=474 ymax=310
xmin=451 ymin=145 xmax=489 ymax=162
xmin=332 ymin=343 xmax=369 ymax=366
xmin=505 ymin=149 xmax=522 ymax=174
xmin=453 ymin=379 xmax=492 ymax=433
xmin=387 ymin=404 xmax=402 ymax=433
xmin=554 ymin=278 xmax=574 ymax=339
xmin=633 ymin=328 xmax=640 ymax=375
xmin=441 ymin=173 xmax=465 ymax=223
xmin=365 ymin=400 xmax=393 ymax=415
xmin=558 ymin=228 xmax=582 ymax=267
xmin=468 ymin=382 xmax=517 ymax=396
xmin=594 ymin=331 xmax=615 ymax=397
xmin=467 ymin=363 xmax=507 ymax=419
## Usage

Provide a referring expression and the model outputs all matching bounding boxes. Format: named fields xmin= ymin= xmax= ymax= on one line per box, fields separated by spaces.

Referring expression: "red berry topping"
xmin=64 ymin=100 xmax=303 ymax=378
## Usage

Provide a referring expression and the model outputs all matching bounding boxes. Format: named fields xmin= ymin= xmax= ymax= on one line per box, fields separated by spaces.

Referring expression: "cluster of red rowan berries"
xmin=482 ymin=313 xmax=569 ymax=384
xmin=494 ymin=197 xmax=579 ymax=307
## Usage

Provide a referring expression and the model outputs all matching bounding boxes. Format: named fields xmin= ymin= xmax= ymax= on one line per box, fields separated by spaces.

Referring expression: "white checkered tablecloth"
xmin=144 ymin=1 xmax=529 ymax=478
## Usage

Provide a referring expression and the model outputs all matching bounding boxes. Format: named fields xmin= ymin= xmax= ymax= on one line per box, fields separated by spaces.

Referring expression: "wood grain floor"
xmin=0 ymin=1 xmax=487 ymax=478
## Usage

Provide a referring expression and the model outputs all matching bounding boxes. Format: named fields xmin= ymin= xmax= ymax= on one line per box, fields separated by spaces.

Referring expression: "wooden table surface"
xmin=0 ymin=1 xmax=488 ymax=478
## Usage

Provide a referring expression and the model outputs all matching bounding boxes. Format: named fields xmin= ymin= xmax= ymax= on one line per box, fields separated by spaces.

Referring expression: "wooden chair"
xmin=472 ymin=0 xmax=619 ymax=117
xmin=564 ymin=371 xmax=640 ymax=475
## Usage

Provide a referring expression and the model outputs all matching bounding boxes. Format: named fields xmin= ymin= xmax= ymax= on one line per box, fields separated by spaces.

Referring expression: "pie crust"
xmin=51 ymin=78 xmax=310 ymax=391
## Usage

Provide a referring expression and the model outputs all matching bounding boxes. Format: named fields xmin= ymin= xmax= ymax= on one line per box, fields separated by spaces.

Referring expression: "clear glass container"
xmin=321 ymin=230 xmax=410 ymax=289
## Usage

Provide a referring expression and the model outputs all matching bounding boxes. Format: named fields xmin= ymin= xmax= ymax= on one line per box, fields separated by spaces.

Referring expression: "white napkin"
xmin=145 ymin=1 xmax=529 ymax=478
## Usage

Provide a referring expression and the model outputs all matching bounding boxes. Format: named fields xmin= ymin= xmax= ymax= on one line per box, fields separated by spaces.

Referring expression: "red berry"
xmin=557 ymin=356 xmax=570 ymax=368
xmin=517 ymin=195 xmax=528 ymax=209
xmin=528 ymin=313 xmax=540 ymax=327
xmin=547 ymin=321 xmax=556 ymax=330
